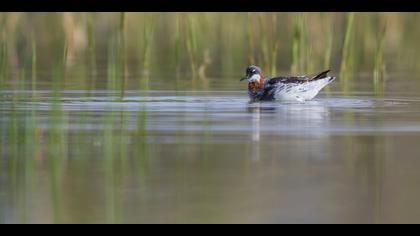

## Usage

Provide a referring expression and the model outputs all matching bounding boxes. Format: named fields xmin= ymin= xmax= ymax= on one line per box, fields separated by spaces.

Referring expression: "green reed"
xmin=258 ymin=14 xmax=270 ymax=74
xmin=373 ymin=24 xmax=387 ymax=95
xmin=324 ymin=28 xmax=333 ymax=71
xmin=246 ymin=13 xmax=255 ymax=65
xmin=120 ymin=12 xmax=127 ymax=98
xmin=339 ymin=13 xmax=355 ymax=93
xmin=291 ymin=14 xmax=303 ymax=75
xmin=185 ymin=14 xmax=198 ymax=78
xmin=0 ymin=13 xmax=419 ymax=93
xmin=244 ymin=13 xmax=279 ymax=76
xmin=31 ymin=40 xmax=37 ymax=93
xmin=291 ymin=13 xmax=314 ymax=74
xmin=0 ymin=35 xmax=7 ymax=89
xmin=174 ymin=13 xmax=182 ymax=90
xmin=140 ymin=14 xmax=155 ymax=90
xmin=340 ymin=13 xmax=355 ymax=75
xmin=107 ymin=34 xmax=125 ymax=98
xmin=86 ymin=13 xmax=97 ymax=93
xmin=107 ymin=38 xmax=117 ymax=92
xmin=174 ymin=13 xmax=181 ymax=71
xmin=321 ymin=14 xmax=334 ymax=93
xmin=269 ymin=14 xmax=280 ymax=75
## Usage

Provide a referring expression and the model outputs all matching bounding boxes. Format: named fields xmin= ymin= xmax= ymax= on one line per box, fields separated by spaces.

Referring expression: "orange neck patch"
xmin=248 ymin=77 xmax=264 ymax=93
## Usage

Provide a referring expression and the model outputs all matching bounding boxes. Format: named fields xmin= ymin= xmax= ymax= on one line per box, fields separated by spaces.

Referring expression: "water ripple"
xmin=2 ymin=91 xmax=420 ymax=138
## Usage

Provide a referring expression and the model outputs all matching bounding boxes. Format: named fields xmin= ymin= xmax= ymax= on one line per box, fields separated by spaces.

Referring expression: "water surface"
xmin=2 ymin=85 xmax=420 ymax=223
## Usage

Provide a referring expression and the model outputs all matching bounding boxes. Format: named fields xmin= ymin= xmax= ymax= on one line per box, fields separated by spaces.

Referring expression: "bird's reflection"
xmin=247 ymin=101 xmax=277 ymax=113
xmin=250 ymin=103 xmax=261 ymax=162
xmin=248 ymin=100 xmax=331 ymax=123
xmin=246 ymin=101 xmax=278 ymax=162
xmin=246 ymin=100 xmax=332 ymax=162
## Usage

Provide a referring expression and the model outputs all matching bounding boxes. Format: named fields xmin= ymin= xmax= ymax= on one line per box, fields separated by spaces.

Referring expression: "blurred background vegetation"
xmin=0 ymin=12 xmax=417 ymax=92
xmin=3 ymin=12 xmax=420 ymax=224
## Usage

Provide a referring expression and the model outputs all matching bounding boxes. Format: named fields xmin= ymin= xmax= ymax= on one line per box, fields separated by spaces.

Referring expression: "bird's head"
xmin=240 ymin=65 xmax=262 ymax=82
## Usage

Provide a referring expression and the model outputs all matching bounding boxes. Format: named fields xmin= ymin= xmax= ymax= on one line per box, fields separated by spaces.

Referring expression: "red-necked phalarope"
xmin=240 ymin=65 xmax=336 ymax=102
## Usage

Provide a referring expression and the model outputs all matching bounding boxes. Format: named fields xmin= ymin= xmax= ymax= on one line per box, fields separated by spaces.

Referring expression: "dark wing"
xmin=311 ymin=70 xmax=331 ymax=80
xmin=267 ymin=76 xmax=310 ymax=85
xmin=267 ymin=70 xmax=331 ymax=85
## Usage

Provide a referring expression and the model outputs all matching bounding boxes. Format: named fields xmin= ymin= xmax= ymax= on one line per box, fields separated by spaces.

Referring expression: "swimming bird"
xmin=240 ymin=65 xmax=336 ymax=102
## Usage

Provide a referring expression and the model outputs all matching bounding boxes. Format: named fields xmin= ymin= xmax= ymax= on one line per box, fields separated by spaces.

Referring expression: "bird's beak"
xmin=240 ymin=76 xmax=248 ymax=81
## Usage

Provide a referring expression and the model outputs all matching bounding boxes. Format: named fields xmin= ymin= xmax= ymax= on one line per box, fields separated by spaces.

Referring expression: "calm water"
xmin=1 ymin=77 xmax=420 ymax=224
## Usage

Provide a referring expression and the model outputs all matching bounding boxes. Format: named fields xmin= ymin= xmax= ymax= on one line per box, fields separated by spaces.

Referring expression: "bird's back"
xmin=252 ymin=70 xmax=335 ymax=102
